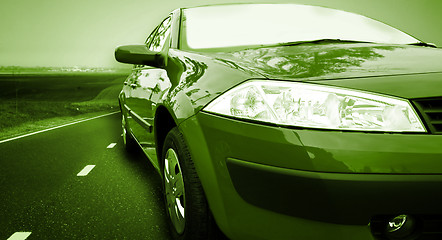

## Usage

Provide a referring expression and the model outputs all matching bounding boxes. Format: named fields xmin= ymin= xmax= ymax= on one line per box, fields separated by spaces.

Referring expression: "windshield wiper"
xmin=244 ymin=39 xmax=376 ymax=51
xmin=276 ymin=39 xmax=374 ymax=47
xmin=408 ymin=42 xmax=437 ymax=48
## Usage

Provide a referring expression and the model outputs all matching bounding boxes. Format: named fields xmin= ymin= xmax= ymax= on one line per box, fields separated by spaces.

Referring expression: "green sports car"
xmin=115 ymin=3 xmax=442 ymax=240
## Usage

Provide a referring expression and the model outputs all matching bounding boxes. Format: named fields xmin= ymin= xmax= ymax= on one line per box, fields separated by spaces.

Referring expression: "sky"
xmin=1 ymin=0 xmax=441 ymax=68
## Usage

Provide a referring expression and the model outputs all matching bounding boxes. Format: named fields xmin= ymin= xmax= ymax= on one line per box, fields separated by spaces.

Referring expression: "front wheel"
xmin=162 ymin=127 xmax=217 ymax=240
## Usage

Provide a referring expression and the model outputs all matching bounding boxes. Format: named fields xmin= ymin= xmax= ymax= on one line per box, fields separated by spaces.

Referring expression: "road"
xmin=0 ymin=113 xmax=171 ymax=239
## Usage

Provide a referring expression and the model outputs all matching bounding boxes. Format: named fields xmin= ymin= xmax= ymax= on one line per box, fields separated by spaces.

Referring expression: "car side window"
xmin=149 ymin=17 xmax=172 ymax=52
xmin=145 ymin=29 xmax=157 ymax=47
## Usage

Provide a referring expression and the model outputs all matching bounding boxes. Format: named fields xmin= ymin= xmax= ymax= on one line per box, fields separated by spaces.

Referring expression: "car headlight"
xmin=204 ymin=80 xmax=426 ymax=132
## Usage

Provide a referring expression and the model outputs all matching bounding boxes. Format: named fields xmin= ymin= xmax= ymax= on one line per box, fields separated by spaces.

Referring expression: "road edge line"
xmin=0 ymin=111 xmax=119 ymax=144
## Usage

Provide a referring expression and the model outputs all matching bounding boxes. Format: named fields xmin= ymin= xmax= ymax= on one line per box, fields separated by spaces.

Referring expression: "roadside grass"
xmin=0 ymin=111 xmax=119 ymax=142
xmin=0 ymin=100 xmax=118 ymax=129
xmin=0 ymin=73 xmax=127 ymax=141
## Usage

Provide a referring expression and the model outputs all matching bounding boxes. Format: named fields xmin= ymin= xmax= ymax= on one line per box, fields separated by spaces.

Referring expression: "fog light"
xmin=387 ymin=214 xmax=408 ymax=232
xmin=386 ymin=214 xmax=415 ymax=238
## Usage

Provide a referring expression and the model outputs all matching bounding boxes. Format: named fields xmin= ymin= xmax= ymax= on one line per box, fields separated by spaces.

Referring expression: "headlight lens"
xmin=204 ymin=80 xmax=426 ymax=132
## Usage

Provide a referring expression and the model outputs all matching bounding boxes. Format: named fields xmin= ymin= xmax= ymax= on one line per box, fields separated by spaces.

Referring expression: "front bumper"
xmin=227 ymin=157 xmax=442 ymax=224
xmin=178 ymin=112 xmax=442 ymax=240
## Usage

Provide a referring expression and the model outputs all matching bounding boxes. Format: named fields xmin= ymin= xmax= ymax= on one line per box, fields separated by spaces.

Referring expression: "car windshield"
xmin=182 ymin=4 xmax=419 ymax=50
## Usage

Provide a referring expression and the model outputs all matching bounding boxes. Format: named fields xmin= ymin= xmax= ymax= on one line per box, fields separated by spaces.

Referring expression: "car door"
xmin=124 ymin=15 xmax=172 ymax=166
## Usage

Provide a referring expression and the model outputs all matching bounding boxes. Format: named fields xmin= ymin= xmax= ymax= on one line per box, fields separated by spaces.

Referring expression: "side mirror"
xmin=115 ymin=45 xmax=164 ymax=67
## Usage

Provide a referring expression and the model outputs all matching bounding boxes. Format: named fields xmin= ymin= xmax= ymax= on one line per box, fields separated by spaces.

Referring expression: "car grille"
xmin=412 ymin=98 xmax=442 ymax=134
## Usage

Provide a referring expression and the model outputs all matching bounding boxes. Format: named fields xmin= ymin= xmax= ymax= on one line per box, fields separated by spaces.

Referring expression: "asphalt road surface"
xmin=0 ymin=113 xmax=172 ymax=239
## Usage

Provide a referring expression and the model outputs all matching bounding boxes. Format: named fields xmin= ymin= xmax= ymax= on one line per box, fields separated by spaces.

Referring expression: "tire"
xmin=121 ymin=112 xmax=137 ymax=152
xmin=162 ymin=127 xmax=221 ymax=240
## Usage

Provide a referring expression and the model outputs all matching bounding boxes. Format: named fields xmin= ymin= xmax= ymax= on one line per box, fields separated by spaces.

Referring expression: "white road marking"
xmin=107 ymin=143 xmax=117 ymax=148
xmin=7 ymin=232 xmax=32 ymax=240
xmin=77 ymin=165 xmax=96 ymax=176
xmin=0 ymin=111 xmax=119 ymax=144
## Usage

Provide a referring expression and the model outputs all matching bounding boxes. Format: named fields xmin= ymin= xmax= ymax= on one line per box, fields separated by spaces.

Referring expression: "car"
xmin=115 ymin=3 xmax=442 ymax=240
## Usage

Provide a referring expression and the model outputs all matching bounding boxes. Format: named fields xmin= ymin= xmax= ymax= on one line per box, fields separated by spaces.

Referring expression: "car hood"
xmin=212 ymin=43 xmax=442 ymax=80
xmin=165 ymin=45 xmax=442 ymax=123
xmin=208 ymin=43 xmax=442 ymax=98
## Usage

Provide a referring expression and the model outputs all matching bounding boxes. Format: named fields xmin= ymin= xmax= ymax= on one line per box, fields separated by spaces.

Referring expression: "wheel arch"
xmin=154 ymin=105 xmax=177 ymax=172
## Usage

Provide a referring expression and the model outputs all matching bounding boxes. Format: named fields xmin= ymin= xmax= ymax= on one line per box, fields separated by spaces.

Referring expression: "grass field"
xmin=0 ymin=72 xmax=128 ymax=139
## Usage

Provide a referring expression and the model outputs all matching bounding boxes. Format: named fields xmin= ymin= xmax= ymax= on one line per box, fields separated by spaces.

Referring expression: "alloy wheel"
xmin=121 ymin=115 xmax=127 ymax=145
xmin=164 ymin=148 xmax=186 ymax=234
